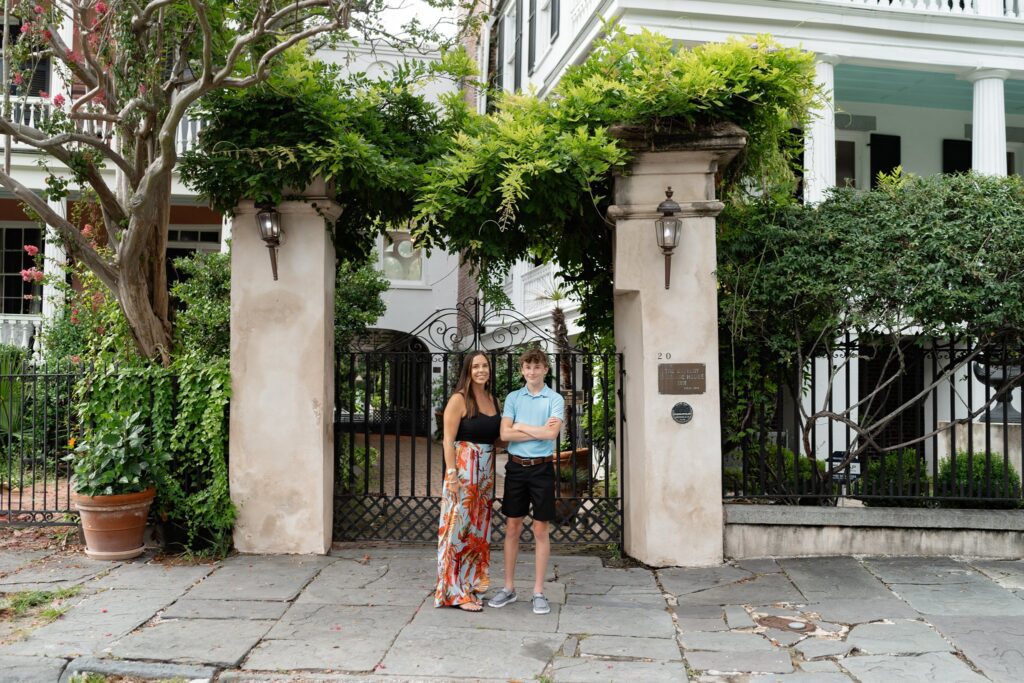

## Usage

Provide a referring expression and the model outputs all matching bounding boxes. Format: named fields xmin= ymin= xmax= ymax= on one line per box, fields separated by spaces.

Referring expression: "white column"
xmin=220 ymin=214 xmax=232 ymax=253
xmin=968 ymin=69 xmax=1009 ymax=176
xmin=230 ymin=183 xmax=339 ymax=554
xmin=42 ymin=199 xmax=67 ymax=320
xmin=803 ymin=57 xmax=838 ymax=204
xmin=976 ymin=0 xmax=1004 ymax=16
xmin=610 ymin=127 xmax=745 ymax=567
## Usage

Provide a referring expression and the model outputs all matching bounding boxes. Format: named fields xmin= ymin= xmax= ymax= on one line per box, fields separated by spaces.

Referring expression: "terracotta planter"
xmin=72 ymin=488 xmax=155 ymax=560
xmin=555 ymin=447 xmax=591 ymax=470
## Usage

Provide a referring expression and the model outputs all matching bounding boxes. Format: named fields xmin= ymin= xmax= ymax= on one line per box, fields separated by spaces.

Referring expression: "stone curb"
xmin=61 ymin=656 xmax=217 ymax=683
xmin=724 ymin=503 xmax=1024 ymax=530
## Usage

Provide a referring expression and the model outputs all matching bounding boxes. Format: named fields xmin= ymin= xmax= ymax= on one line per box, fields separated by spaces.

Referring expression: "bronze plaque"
xmin=658 ymin=363 xmax=706 ymax=395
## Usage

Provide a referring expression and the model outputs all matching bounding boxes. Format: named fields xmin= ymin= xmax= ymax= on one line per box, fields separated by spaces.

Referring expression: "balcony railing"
xmin=1 ymin=97 xmax=205 ymax=155
xmin=0 ymin=314 xmax=41 ymax=350
xmin=828 ymin=0 xmax=1021 ymax=18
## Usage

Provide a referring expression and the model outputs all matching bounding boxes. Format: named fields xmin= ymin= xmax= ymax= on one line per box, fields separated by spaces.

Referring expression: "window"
xmin=528 ymin=0 xmax=537 ymax=74
xmin=836 ymin=140 xmax=856 ymax=188
xmin=550 ymin=0 xmax=560 ymax=40
xmin=491 ymin=16 xmax=504 ymax=96
xmin=1 ymin=225 xmax=42 ymax=315
xmin=166 ymin=224 xmax=222 ymax=287
xmin=3 ymin=24 xmax=50 ymax=97
xmin=382 ymin=231 xmax=423 ymax=282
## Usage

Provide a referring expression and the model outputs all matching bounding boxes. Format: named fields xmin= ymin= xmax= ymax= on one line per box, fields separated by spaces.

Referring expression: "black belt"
xmin=509 ymin=455 xmax=553 ymax=467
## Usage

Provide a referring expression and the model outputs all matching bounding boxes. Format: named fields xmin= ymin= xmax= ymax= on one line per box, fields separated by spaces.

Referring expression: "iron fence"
xmin=1 ymin=358 xmax=84 ymax=525
xmin=724 ymin=335 xmax=1024 ymax=507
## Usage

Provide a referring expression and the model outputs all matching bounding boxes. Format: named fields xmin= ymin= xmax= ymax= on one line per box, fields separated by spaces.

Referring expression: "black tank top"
xmin=455 ymin=412 xmax=501 ymax=445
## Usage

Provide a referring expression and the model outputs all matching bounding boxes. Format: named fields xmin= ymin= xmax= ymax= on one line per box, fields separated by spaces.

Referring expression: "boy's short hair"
xmin=519 ymin=348 xmax=550 ymax=368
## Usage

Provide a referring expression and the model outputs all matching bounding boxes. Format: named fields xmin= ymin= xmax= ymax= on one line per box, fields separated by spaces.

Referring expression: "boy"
xmin=488 ymin=348 xmax=564 ymax=615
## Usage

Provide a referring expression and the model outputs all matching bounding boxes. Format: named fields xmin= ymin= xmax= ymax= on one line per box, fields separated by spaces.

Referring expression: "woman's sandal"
xmin=456 ymin=601 xmax=483 ymax=612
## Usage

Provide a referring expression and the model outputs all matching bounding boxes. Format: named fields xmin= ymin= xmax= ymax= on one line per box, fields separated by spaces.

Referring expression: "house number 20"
xmin=657 ymin=352 xmax=672 ymax=360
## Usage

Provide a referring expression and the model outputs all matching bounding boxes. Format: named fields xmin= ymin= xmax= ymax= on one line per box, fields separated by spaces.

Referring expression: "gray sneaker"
xmin=532 ymin=593 xmax=551 ymax=615
xmin=487 ymin=588 xmax=517 ymax=608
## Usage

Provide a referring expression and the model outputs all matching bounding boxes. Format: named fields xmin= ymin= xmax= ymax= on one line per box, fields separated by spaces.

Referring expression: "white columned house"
xmin=804 ymin=57 xmax=838 ymax=204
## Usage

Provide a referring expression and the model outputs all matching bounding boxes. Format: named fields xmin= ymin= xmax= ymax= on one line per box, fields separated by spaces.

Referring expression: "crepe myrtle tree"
xmin=0 ymin=0 xmax=473 ymax=364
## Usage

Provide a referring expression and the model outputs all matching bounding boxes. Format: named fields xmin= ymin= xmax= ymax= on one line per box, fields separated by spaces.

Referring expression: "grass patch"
xmin=0 ymin=586 xmax=81 ymax=622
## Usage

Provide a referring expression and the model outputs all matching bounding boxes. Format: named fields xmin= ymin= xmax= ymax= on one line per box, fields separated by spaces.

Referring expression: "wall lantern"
xmin=654 ymin=187 xmax=681 ymax=289
xmin=256 ymin=204 xmax=282 ymax=280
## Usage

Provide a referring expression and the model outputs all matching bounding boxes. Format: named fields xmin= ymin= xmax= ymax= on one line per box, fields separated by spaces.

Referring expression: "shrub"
xmin=742 ymin=446 xmax=836 ymax=503
xmin=852 ymin=449 xmax=931 ymax=507
xmin=171 ymin=251 xmax=231 ymax=359
xmin=935 ymin=452 xmax=1022 ymax=509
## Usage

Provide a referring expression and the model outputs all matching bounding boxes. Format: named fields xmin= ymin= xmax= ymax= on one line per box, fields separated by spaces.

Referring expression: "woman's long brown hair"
xmin=452 ymin=351 xmax=499 ymax=418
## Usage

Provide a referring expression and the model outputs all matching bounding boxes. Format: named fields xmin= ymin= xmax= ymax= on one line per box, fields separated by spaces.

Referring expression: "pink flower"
xmin=20 ymin=267 xmax=43 ymax=283
xmin=52 ymin=93 xmax=65 ymax=107
xmin=70 ymin=355 xmax=81 ymax=365
xmin=19 ymin=23 xmax=30 ymax=35
xmin=95 ymin=1 xmax=107 ymax=13
xmin=38 ymin=91 xmax=48 ymax=101
xmin=34 ymin=4 xmax=44 ymax=13
xmin=66 ymin=49 xmax=82 ymax=64
xmin=12 ymin=72 xmax=23 ymax=86
xmin=23 ymin=244 xmax=39 ymax=256
xmin=41 ymin=29 xmax=52 ymax=41
xmin=138 ymin=84 xmax=147 ymax=95
xmin=81 ymin=224 xmax=94 ymax=238
xmin=23 ymin=294 xmax=34 ymax=301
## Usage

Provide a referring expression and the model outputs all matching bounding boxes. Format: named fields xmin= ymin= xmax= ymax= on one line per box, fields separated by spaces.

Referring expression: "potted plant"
xmin=65 ymin=410 xmax=168 ymax=560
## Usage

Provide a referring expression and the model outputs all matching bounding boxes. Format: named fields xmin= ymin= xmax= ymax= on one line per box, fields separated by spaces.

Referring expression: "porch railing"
xmin=828 ymin=0 xmax=1022 ymax=18
xmin=0 ymin=315 xmax=41 ymax=350
xmin=2 ymin=97 xmax=205 ymax=154
xmin=724 ymin=336 xmax=1024 ymax=508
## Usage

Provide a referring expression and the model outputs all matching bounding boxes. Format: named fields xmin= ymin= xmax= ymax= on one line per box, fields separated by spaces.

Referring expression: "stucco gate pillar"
xmin=229 ymin=186 xmax=339 ymax=554
xmin=609 ymin=124 xmax=746 ymax=567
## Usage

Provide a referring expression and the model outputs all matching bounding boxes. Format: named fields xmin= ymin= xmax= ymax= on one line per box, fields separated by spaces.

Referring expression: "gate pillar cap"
xmin=607 ymin=121 xmax=748 ymax=157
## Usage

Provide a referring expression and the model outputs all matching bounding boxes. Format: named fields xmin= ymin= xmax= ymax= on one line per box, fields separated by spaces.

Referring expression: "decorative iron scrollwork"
xmin=350 ymin=297 xmax=574 ymax=352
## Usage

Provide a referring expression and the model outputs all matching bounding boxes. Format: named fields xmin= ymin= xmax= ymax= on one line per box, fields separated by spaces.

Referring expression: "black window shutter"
xmin=514 ymin=0 xmax=522 ymax=92
xmin=528 ymin=0 xmax=536 ymax=73
xmin=942 ymin=139 xmax=972 ymax=174
xmin=490 ymin=17 xmax=504 ymax=102
xmin=869 ymin=134 xmax=901 ymax=188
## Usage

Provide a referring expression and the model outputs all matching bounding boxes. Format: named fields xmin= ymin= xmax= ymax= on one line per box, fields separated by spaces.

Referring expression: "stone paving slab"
xmin=841 ymin=652 xmax=989 ymax=682
xmin=780 ymin=557 xmax=892 ymax=601
xmin=677 ymin=616 xmax=730 ymax=631
xmin=577 ymin=634 xmax=682 ymax=660
xmin=735 ymin=558 xmax=782 ymax=574
xmin=558 ymin=602 xmax=676 ymax=638
xmin=0 ymin=550 xmax=53 ymax=577
xmin=750 ymin=673 xmax=851 ymax=682
xmin=162 ymin=598 xmax=291 ymax=620
xmin=380 ymin=626 xmax=564 ymax=679
xmin=764 ymin=628 xmax=804 ymax=647
xmin=0 ymin=589 xmax=179 ymax=658
xmin=801 ymin=597 xmax=919 ymax=624
xmin=244 ymin=603 xmax=410 ymax=672
xmin=800 ymin=659 xmax=846 ymax=673
xmin=0 ymin=654 xmax=68 ymax=682
xmin=297 ymin=586 xmax=431 ymax=607
xmin=303 ymin=557 xmax=391 ymax=592
xmin=724 ymin=605 xmax=756 ymax=629
xmin=62 ymin=655 xmax=216 ymax=683
xmin=891 ymin=580 xmax=1024 ymax=616
xmin=679 ymin=631 xmax=775 ymax=652
xmin=685 ymin=649 xmax=794 ymax=674
xmin=550 ymin=656 xmax=689 ymax=682
xmin=571 ymin=589 xmax=666 ymax=608
xmin=677 ymin=573 xmax=804 ymax=606
xmin=928 ymin=615 xmax=1024 ymax=683
xmin=863 ymin=557 xmax=979 ymax=585
xmin=109 ymin=617 xmax=273 ymax=666
xmin=186 ymin=554 xmax=336 ymax=601
xmin=657 ymin=565 xmax=753 ymax=597
xmin=0 ymin=554 xmax=112 ymax=591
xmin=970 ymin=559 xmax=1024 ymax=591
xmin=795 ymin=638 xmax=853 ymax=660
xmin=558 ymin=567 xmax=660 ymax=590
xmin=411 ymin=597 xmax=560 ymax=632
xmin=89 ymin=561 xmax=214 ymax=592
xmin=845 ymin=619 xmax=951 ymax=655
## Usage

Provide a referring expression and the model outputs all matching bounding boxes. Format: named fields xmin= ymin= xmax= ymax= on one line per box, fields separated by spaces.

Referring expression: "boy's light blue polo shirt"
xmin=502 ymin=384 xmax=565 ymax=458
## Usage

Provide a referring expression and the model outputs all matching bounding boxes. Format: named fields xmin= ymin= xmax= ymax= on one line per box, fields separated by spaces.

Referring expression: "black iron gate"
xmin=332 ymin=298 xmax=624 ymax=546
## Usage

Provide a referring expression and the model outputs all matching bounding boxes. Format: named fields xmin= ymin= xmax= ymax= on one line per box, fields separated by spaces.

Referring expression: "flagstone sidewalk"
xmin=1 ymin=544 xmax=1023 ymax=682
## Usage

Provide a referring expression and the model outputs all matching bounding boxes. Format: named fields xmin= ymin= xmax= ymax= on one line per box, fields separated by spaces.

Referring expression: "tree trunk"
xmin=118 ymin=173 xmax=173 ymax=365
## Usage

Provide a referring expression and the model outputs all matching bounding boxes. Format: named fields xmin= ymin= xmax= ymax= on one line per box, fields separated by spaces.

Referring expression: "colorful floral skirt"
xmin=435 ymin=441 xmax=495 ymax=607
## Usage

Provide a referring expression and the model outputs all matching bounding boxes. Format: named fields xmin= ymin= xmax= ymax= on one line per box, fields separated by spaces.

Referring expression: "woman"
xmin=435 ymin=351 xmax=502 ymax=611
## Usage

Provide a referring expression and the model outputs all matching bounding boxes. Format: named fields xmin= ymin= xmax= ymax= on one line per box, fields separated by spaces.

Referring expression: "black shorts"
xmin=501 ymin=460 xmax=556 ymax=522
